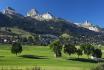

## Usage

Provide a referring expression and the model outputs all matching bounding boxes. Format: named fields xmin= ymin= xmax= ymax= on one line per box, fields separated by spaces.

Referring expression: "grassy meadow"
xmin=0 ymin=44 xmax=102 ymax=70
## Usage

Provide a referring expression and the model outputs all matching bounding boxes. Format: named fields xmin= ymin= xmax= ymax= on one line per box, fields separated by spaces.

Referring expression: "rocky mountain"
xmin=27 ymin=9 xmax=39 ymax=17
xmin=3 ymin=7 xmax=24 ymax=18
xmin=76 ymin=20 xmax=101 ymax=32
xmin=27 ymin=9 xmax=54 ymax=21
xmin=0 ymin=7 xmax=104 ymax=45
xmin=3 ymin=7 xmax=16 ymax=15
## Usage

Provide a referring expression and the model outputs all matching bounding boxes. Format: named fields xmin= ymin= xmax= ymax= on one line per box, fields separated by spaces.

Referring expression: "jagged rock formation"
xmin=3 ymin=7 xmax=16 ymax=15
xmin=27 ymin=9 xmax=39 ymax=17
xmin=27 ymin=9 xmax=43 ymax=20
xmin=78 ymin=20 xmax=100 ymax=32
xmin=2 ymin=6 xmax=24 ymax=19
xmin=27 ymin=9 xmax=54 ymax=21
xmin=42 ymin=12 xmax=54 ymax=20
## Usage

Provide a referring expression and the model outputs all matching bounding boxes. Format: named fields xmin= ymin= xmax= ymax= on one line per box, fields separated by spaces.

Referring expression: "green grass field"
xmin=0 ymin=44 xmax=102 ymax=70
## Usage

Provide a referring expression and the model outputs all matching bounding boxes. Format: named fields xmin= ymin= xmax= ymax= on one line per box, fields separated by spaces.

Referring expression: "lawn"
xmin=0 ymin=44 xmax=102 ymax=70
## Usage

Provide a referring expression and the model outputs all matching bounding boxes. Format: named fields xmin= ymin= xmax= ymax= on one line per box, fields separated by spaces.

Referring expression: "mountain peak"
xmin=27 ymin=9 xmax=54 ymax=21
xmin=78 ymin=20 xmax=100 ymax=32
xmin=3 ymin=7 xmax=16 ymax=15
xmin=42 ymin=12 xmax=54 ymax=20
xmin=6 ymin=7 xmax=15 ymax=11
xmin=27 ymin=9 xmax=39 ymax=17
xmin=81 ymin=20 xmax=92 ymax=27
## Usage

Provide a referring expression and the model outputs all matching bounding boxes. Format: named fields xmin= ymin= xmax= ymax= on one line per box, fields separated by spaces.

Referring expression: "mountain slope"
xmin=0 ymin=7 xmax=104 ymax=45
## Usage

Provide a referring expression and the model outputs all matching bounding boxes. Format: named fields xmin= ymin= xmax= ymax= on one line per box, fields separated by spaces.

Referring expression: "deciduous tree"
xmin=64 ymin=44 xmax=76 ymax=56
xmin=11 ymin=42 xmax=23 ymax=55
xmin=50 ymin=39 xmax=62 ymax=58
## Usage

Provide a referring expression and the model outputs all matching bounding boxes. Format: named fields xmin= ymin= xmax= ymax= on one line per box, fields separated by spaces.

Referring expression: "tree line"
xmin=49 ymin=33 xmax=102 ymax=59
xmin=11 ymin=33 xmax=102 ymax=61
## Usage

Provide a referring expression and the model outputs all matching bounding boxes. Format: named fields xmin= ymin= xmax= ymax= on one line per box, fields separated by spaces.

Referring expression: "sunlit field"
xmin=0 ymin=44 xmax=103 ymax=70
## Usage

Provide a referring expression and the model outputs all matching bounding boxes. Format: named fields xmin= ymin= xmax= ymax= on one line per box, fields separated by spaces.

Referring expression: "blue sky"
xmin=0 ymin=0 xmax=104 ymax=27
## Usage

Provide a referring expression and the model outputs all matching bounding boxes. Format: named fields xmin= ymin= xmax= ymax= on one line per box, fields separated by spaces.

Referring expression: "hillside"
xmin=0 ymin=7 xmax=104 ymax=45
xmin=0 ymin=27 xmax=32 ymax=37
